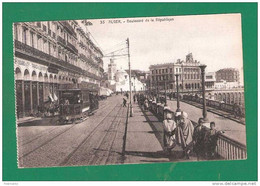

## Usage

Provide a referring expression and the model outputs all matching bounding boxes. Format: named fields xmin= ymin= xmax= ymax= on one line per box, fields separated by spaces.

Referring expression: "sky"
xmin=85 ymin=13 xmax=243 ymax=82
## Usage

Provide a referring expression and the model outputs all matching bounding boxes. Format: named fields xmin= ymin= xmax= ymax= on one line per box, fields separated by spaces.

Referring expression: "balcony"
xmin=60 ymin=21 xmax=77 ymax=37
xmin=79 ymin=53 xmax=99 ymax=69
xmin=66 ymin=41 xmax=78 ymax=54
xmin=14 ymin=40 xmax=83 ymax=75
xmin=57 ymin=35 xmax=66 ymax=46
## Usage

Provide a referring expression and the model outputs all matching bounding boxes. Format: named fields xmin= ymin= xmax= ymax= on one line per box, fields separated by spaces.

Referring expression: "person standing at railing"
xmin=193 ymin=118 xmax=207 ymax=160
xmin=204 ymin=122 xmax=225 ymax=159
xmin=175 ymin=112 xmax=194 ymax=159
xmin=163 ymin=113 xmax=177 ymax=155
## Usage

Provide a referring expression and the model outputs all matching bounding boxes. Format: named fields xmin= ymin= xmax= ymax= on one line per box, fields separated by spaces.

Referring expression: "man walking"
xmin=123 ymin=98 xmax=127 ymax=107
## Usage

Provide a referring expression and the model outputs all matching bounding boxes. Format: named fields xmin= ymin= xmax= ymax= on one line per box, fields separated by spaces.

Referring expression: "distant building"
xmin=205 ymin=72 xmax=216 ymax=89
xmin=149 ymin=53 xmax=201 ymax=92
xmin=215 ymin=80 xmax=239 ymax=90
xmin=216 ymin=68 xmax=240 ymax=83
xmin=114 ymin=69 xmax=146 ymax=92
xmin=108 ymin=59 xmax=117 ymax=81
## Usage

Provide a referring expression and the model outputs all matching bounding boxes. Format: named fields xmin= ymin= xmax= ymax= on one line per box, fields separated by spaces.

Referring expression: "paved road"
xmin=17 ymin=95 xmax=246 ymax=168
xmin=18 ymin=95 xmax=128 ymax=168
xmin=166 ymin=100 xmax=246 ymax=145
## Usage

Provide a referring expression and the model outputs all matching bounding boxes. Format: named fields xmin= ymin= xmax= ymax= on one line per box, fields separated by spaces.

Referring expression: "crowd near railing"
xmin=147 ymin=99 xmax=247 ymax=160
xmin=182 ymin=95 xmax=245 ymax=118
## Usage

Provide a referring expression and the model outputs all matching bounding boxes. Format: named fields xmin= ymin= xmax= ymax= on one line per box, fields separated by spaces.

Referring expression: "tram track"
xmin=18 ymin=100 xmax=116 ymax=161
xmin=59 ymin=103 xmax=121 ymax=166
xmin=18 ymin=98 xmax=112 ymax=148
xmin=87 ymin=106 xmax=125 ymax=165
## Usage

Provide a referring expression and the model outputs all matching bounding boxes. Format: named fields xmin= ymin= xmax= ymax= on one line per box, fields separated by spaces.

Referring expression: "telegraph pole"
xmin=127 ymin=38 xmax=133 ymax=117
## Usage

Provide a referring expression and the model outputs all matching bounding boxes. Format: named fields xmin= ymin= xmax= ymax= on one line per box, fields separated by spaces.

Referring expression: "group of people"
xmin=163 ymin=111 xmax=224 ymax=160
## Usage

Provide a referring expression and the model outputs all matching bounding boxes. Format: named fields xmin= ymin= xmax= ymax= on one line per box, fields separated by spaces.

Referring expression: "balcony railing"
xmin=60 ymin=21 xmax=77 ymax=37
xmin=57 ymin=36 xmax=66 ymax=46
xmin=79 ymin=53 xmax=99 ymax=69
xmin=14 ymin=40 xmax=82 ymax=74
xmin=66 ymin=41 xmax=78 ymax=54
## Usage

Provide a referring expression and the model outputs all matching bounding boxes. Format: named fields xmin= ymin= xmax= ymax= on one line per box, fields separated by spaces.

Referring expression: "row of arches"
xmin=208 ymin=92 xmax=244 ymax=105
xmin=15 ymin=67 xmax=77 ymax=83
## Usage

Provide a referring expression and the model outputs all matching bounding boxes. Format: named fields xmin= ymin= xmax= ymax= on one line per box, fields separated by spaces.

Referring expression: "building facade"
xmin=205 ymin=72 xmax=216 ymax=89
xmin=13 ymin=20 xmax=104 ymax=118
xmin=149 ymin=53 xmax=201 ymax=93
xmin=215 ymin=68 xmax=240 ymax=83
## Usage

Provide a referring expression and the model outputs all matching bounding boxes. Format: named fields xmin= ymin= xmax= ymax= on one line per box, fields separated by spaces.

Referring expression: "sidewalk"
xmin=124 ymin=103 xmax=197 ymax=164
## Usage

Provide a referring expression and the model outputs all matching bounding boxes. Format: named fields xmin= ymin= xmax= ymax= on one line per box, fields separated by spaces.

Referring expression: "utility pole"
xmin=127 ymin=38 xmax=133 ymax=117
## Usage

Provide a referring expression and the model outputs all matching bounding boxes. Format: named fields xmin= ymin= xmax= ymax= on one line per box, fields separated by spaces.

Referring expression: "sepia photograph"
xmin=13 ymin=13 xmax=246 ymax=168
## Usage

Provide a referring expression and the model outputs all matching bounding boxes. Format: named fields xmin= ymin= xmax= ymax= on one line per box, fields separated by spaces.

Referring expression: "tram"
xmin=57 ymin=83 xmax=99 ymax=124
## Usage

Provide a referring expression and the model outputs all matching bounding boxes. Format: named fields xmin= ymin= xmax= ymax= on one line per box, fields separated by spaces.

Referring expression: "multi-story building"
xmin=13 ymin=20 xmax=103 ymax=118
xmin=149 ymin=53 xmax=201 ymax=93
xmin=205 ymin=72 xmax=216 ymax=89
xmin=215 ymin=68 xmax=240 ymax=83
xmin=108 ymin=59 xmax=117 ymax=81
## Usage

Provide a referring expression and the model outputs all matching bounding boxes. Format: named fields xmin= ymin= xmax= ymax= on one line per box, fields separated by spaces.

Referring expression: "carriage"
xmin=58 ymin=85 xmax=99 ymax=124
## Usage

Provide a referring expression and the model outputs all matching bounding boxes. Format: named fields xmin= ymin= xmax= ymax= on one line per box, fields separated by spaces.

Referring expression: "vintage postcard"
xmin=13 ymin=13 xmax=246 ymax=168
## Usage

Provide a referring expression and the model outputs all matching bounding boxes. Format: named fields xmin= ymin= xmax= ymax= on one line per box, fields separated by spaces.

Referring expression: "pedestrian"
xmin=193 ymin=118 xmax=207 ymax=160
xmin=175 ymin=112 xmax=194 ymax=159
xmin=134 ymin=94 xmax=136 ymax=103
xmin=204 ymin=122 xmax=225 ymax=159
xmin=144 ymin=98 xmax=149 ymax=111
xmin=123 ymin=98 xmax=127 ymax=107
xmin=163 ymin=113 xmax=177 ymax=154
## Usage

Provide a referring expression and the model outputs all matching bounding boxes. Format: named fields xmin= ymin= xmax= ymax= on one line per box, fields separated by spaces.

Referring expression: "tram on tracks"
xmin=57 ymin=83 xmax=99 ymax=124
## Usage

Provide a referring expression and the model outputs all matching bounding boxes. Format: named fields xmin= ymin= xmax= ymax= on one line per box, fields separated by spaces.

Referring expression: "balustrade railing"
xmin=182 ymin=95 xmax=245 ymax=117
xmin=147 ymin=99 xmax=247 ymax=160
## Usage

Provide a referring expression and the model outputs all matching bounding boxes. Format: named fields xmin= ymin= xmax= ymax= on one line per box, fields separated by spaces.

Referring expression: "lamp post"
xmin=156 ymin=80 xmax=159 ymax=103
xmin=199 ymin=64 xmax=208 ymax=123
xmin=175 ymin=74 xmax=181 ymax=112
xmin=164 ymin=80 xmax=167 ymax=106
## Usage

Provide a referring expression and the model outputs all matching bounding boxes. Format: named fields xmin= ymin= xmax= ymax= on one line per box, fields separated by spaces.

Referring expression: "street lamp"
xmin=199 ymin=64 xmax=209 ymax=123
xmin=164 ymin=80 xmax=167 ymax=106
xmin=175 ymin=74 xmax=181 ymax=112
xmin=156 ymin=80 xmax=159 ymax=103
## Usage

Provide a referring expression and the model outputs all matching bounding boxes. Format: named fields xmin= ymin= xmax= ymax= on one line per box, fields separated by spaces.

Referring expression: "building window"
xmin=30 ymin=32 xmax=34 ymax=47
xmin=23 ymin=27 xmax=27 ymax=44
xmin=166 ymin=69 xmax=168 ymax=73
xmin=170 ymin=68 xmax=172 ymax=73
